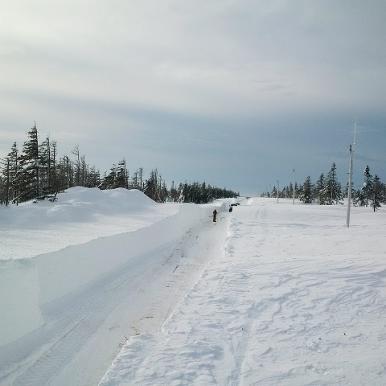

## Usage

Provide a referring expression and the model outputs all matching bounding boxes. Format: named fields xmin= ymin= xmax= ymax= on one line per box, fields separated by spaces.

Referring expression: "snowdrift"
xmin=0 ymin=187 xmax=177 ymax=260
xmin=0 ymin=203 xmax=218 ymax=346
xmin=0 ymin=187 xmax=156 ymax=228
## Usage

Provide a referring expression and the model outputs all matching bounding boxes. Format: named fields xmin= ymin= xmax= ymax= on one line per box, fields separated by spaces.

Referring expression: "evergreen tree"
xmin=315 ymin=173 xmax=325 ymax=204
xmin=370 ymin=175 xmax=383 ymax=212
xmin=115 ymin=159 xmax=129 ymax=189
xmin=324 ymin=163 xmax=341 ymax=204
xmin=361 ymin=165 xmax=373 ymax=207
xmin=18 ymin=125 xmax=40 ymax=201
xmin=271 ymin=185 xmax=277 ymax=199
xmin=86 ymin=166 xmax=100 ymax=188
xmin=300 ymin=176 xmax=313 ymax=204
xmin=144 ymin=169 xmax=159 ymax=201
xmin=0 ymin=142 xmax=20 ymax=204
xmin=39 ymin=137 xmax=53 ymax=195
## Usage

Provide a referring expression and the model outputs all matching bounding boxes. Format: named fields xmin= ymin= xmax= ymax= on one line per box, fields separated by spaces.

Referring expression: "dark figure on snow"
xmin=229 ymin=206 xmax=233 ymax=213
xmin=213 ymin=209 xmax=218 ymax=222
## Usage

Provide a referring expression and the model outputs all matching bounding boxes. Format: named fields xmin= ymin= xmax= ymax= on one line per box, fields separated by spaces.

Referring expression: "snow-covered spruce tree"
xmin=314 ymin=173 xmax=325 ymax=204
xmin=99 ymin=160 xmax=128 ymax=190
xmin=86 ymin=166 xmax=100 ymax=188
xmin=354 ymin=188 xmax=366 ymax=207
xmin=383 ymin=183 xmax=386 ymax=204
xmin=0 ymin=142 xmax=20 ymax=204
xmin=300 ymin=176 xmax=313 ymax=204
xmin=0 ymin=157 xmax=10 ymax=205
xmin=271 ymin=185 xmax=277 ymax=199
xmin=144 ymin=169 xmax=159 ymax=201
xmin=17 ymin=125 xmax=40 ymax=202
xmin=294 ymin=182 xmax=301 ymax=199
xmin=115 ymin=159 xmax=129 ymax=189
xmin=361 ymin=165 xmax=373 ymax=207
xmin=56 ymin=155 xmax=73 ymax=191
xmin=370 ymin=175 xmax=383 ymax=212
xmin=39 ymin=137 xmax=54 ymax=195
xmin=160 ymin=180 xmax=168 ymax=202
xmin=323 ymin=163 xmax=342 ymax=205
xmin=101 ymin=164 xmax=117 ymax=190
xmin=288 ymin=182 xmax=294 ymax=199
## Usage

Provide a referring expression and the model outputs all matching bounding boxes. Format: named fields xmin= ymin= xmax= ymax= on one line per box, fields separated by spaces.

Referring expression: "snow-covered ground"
xmin=1 ymin=193 xmax=386 ymax=386
xmin=0 ymin=188 xmax=229 ymax=386
xmin=0 ymin=187 xmax=177 ymax=260
xmin=100 ymin=198 xmax=386 ymax=386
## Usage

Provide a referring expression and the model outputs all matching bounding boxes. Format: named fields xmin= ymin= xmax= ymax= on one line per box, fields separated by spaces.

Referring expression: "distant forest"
xmin=261 ymin=163 xmax=386 ymax=211
xmin=0 ymin=125 xmax=239 ymax=206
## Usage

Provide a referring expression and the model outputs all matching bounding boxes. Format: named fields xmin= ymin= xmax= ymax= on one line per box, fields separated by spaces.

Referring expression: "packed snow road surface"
xmin=101 ymin=198 xmax=386 ymax=386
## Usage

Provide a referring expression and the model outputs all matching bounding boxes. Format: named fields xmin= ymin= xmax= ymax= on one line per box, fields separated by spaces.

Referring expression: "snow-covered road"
xmin=100 ymin=198 xmax=386 ymax=386
xmin=0 ymin=195 xmax=229 ymax=386
xmin=2 ymin=193 xmax=386 ymax=386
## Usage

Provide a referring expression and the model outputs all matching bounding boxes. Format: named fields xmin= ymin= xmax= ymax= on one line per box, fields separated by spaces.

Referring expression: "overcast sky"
xmin=1 ymin=0 xmax=385 ymax=194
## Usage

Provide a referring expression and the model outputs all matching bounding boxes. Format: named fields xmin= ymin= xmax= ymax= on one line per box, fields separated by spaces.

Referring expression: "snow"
xmin=100 ymin=198 xmax=386 ymax=386
xmin=0 ymin=187 xmax=177 ymax=260
xmin=1 ymin=193 xmax=386 ymax=386
xmin=0 ymin=188 xmax=229 ymax=385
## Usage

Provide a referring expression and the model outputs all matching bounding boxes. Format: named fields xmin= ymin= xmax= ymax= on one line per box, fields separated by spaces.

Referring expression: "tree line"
xmin=0 ymin=125 xmax=238 ymax=206
xmin=262 ymin=162 xmax=385 ymax=211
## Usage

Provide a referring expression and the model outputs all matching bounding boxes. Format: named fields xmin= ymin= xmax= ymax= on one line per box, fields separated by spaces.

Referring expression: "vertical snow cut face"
xmin=99 ymin=198 xmax=386 ymax=386
xmin=0 ymin=199 xmax=229 ymax=386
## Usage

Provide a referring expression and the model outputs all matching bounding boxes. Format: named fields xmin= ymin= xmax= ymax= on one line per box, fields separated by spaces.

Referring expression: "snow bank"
xmin=0 ymin=187 xmax=177 ymax=260
xmin=0 ymin=187 xmax=156 ymax=228
xmin=0 ymin=203 xmax=215 ymax=347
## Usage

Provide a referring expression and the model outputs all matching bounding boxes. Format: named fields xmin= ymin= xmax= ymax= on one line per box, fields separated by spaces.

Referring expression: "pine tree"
xmin=370 ymin=175 xmax=383 ymax=212
xmin=315 ymin=173 xmax=325 ymax=204
xmin=39 ymin=137 xmax=53 ymax=195
xmin=300 ymin=176 xmax=313 ymax=204
xmin=271 ymin=185 xmax=277 ymax=199
xmin=115 ymin=160 xmax=128 ymax=188
xmin=18 ymin=125 xmax=40 ymax=201
xmin=324 ymin=163 xmax=341 ymax=204
xmin=144 ymin=169 xmax=159 ymax=201
xmin=361 ymin=165 xmax=373 ymax=207
xmin=0 ymin=157 xmax=11 ymax=205
xmin=1 ymin=142 xmax=20 ymax=204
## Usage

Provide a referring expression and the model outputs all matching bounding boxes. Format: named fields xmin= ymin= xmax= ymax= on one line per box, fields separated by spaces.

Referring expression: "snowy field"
xmin=0 ymin=188 xmax=228 ymax=386
xmin=0 ymin=187 xmax=178 ymax=260
xmin=100 ymin=198 xmax=386 ymax=386
xmin=1 ymin=192 xmax=386 ymax=386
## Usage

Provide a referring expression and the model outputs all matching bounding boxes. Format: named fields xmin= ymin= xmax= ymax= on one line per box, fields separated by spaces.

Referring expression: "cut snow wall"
xmin=0 ymin=204 xmax=222 ymax=346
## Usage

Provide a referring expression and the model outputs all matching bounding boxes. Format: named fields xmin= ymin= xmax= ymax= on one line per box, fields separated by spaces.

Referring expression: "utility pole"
xmin=346 ymin=121 xmax=357 ymax=228
xmin=292 ymin=169 xmax=295 ymax=205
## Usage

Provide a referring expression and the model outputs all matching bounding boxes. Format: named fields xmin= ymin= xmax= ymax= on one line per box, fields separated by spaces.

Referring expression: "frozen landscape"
xmin=1 ymin=189 xmax=386 ymax=386
xmin=2 ymin=1 xmax=386 ymax=385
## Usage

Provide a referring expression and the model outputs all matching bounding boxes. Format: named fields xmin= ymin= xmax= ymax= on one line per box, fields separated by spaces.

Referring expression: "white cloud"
xmin=0 ymin=0 xmax=385 ymax=191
